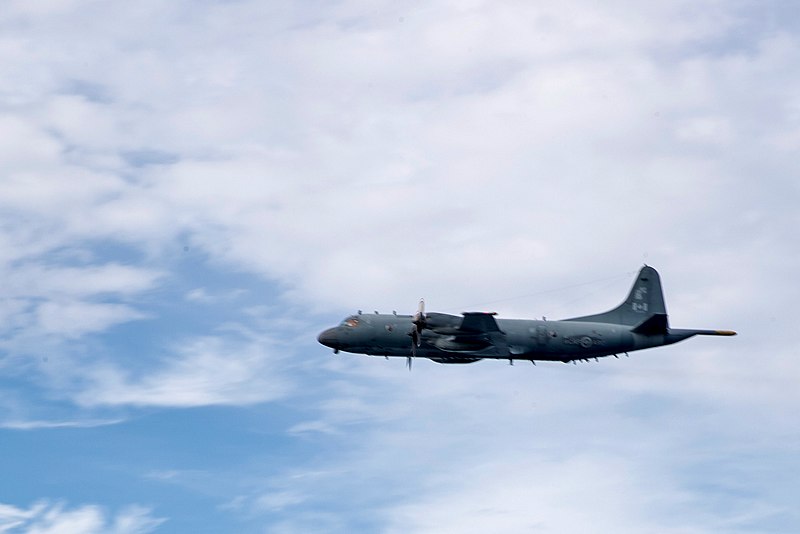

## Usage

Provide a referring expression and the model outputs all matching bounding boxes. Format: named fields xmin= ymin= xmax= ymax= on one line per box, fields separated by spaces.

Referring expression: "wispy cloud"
xmin=0 ymin=418 xmax=125 ymax=431
xmin=0 ymin=261 xmax=162 ymax=343
xmin=4 ymin=264 xmax=163 ymax=300
xmin=74 ymin=334 xmax=293 ymax=408
xmin=35 ymin=301 xmax=147 ymax=339
xmin=0 ymin=1 xmax=798 ymax=532
xmin=234 ymin=351 xmax=797 ymax=532
xmin=0 ymin=501 xmax=164 ymax=534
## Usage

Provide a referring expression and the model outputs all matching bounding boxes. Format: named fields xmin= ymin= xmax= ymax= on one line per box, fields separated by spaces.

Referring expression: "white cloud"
xmin=0 ymin=116 xmax=62 ymax=171
xmin=0 ymin=502 xmax=41 ymax=532
xmin=0 ymin=418 xmax=124 ymax=430
xmin=674 ymin=116 xmax=734 ymax=145
xmin=0 ymin=261 xmax=161 ymax=339
xmin=6 ymin=264 xmax=162 ymax=299
xmin=35 ymin=301 xmax=146 ymax=338
xmin=254 ymin=491 xmax=306 ymax=513
xmin=75 ymin=334 xmax=293 ymax=408
xmin=247 ymin=345 xmax=796 ymax=532
xmin=29 ymin=0 xmax=776 ymax=316
xmin=383 ymin=455 xmax=684 ymax=534
xmin=0 ymin=262 xmax=162 ymax=360
xmin=0 ymin=1 xmax=798 ymax=532
xmin=0 ymin=0 xmax=794 ymax=315
xmin=0 ymin=502 xmax=164 ymax=534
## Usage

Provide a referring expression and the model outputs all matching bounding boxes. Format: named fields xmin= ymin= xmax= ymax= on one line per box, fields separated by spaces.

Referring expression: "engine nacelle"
xmin=422 ymin=312 xmax=462 ymax=334
xmin=433 ymin=335 xmax=491 ymax=353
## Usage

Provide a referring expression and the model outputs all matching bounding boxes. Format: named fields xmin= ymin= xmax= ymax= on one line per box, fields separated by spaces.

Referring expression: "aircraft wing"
xmin=423 ymin=311 xmax=508 ymax=356
xmin=459 ymin=312 xmax=503 ymax=333
xmin=433 ymin=312 xmax=508 ymax=355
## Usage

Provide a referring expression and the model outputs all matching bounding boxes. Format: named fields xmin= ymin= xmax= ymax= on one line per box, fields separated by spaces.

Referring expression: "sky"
xmin=0 ymin=0 xmax=798 ymax=532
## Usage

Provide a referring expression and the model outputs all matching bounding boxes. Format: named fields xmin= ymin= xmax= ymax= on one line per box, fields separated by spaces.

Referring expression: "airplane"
xmin=317 ymin=266 xmax=736 ymax=368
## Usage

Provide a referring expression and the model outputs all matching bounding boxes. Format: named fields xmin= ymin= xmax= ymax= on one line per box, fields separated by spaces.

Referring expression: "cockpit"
xmin=340 ymin=316 xmax=360 ymax=328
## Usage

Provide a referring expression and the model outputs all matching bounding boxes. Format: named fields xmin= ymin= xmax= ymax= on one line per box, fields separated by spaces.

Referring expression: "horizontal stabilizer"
xmin=631 ymin=313 xmax=668 ymax=335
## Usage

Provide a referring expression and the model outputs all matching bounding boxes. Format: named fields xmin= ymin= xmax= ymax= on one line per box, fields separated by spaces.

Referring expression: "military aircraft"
xmin=317 ymin=266 xmax=736 ymax=368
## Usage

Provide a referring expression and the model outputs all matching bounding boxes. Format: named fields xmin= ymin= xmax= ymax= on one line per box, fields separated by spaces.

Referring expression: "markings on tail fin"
xmin=632 ymin=280 xmax=649 ymax=312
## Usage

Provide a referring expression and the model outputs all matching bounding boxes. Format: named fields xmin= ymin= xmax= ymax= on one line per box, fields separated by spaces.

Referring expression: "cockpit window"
xmin=341 ymin=316 xmax=360 ymax=328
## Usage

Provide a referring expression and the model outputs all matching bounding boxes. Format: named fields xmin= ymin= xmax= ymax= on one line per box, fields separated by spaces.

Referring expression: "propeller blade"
xmin=412 ymin=299 xmax=426 ymax=333
xmin=411 ymin=329 xmax=420 ymax=348
xmin=408 ymin=299 xmax=425 ymax=371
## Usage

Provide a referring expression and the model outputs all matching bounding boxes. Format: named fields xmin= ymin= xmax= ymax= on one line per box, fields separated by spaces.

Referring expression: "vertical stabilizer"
xmin=565 ymin=266 xmax=668 ymax=327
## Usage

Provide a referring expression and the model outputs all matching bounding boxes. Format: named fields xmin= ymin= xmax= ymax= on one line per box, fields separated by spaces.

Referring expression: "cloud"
xmin=0 ymin=262 xmax=161 ymax=343
xmin=383 ymin=455 xmax=682 ymax=534
xmin=35 ymin=301 xmax=146 ymax=339
xmin=0 ymin=1 xmax=798 ymax=533
xmin=0 ymin=418 xmax=125 ymax=430
xmin=0 ymin=0 xmax=796 ymax=315
xmin=18 ymin=0 xmax=776 ymax=318
xmin=4 ymin=264 xmax=163 ymax=300
xmin=239 ymin=346 xmax=797 ymax=532
xmin=0 ymin=501 xmax=164 ymax=534
xmin=184 ymin=287 xmax=246 ymax=303
xmin=74 ymin=334 xmax=293 ymax=408
xmin=253 ymin=491 xmax=306 ymax=513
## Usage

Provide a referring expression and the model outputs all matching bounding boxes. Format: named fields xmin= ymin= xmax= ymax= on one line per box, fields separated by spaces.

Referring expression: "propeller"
xmin=412 ymin=298 xmax=426 ymax=334
xmin=408 ymin=299 xmax=425 ymax=370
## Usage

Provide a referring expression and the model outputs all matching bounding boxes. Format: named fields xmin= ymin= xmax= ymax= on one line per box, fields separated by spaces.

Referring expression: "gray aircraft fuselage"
xmin=317 ymin=266 xmax=736 ymax=365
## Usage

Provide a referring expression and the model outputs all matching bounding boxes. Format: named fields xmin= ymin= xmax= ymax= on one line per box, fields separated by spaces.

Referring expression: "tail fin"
xmin=565 ymin=266 xmax=668 ymax=328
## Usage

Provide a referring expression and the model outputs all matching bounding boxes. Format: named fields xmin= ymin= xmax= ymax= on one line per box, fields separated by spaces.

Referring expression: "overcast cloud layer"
xmin=1 ymin=1 xmax=798 ymax=532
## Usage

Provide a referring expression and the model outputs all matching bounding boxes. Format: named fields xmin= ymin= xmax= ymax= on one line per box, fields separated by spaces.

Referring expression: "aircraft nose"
xmin=317 ymin=328 xmax=340 ymax=349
